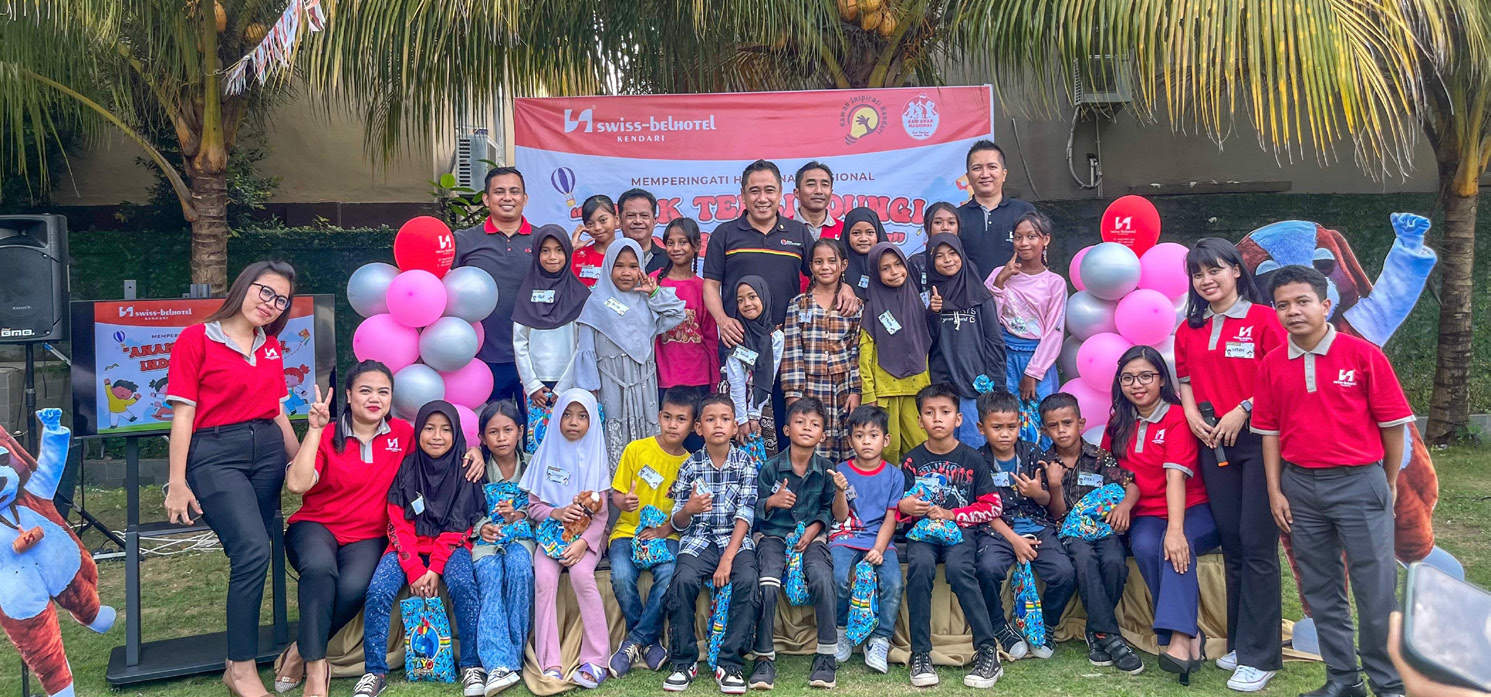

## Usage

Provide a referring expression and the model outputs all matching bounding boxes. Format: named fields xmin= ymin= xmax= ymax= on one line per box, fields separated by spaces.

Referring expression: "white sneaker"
xmin=462 ymin=668 xmax=488 ymax=697
xmin=1216 ymin=650 xmax=1238 ymax=671
xmin=1029 ymin=642 xmax=1054 ymax=659
xmin=1227 ymin=666 xmax=1277 ymax=693
xmin=864 ymin=637 xmax=890 ymax=674
xmin=835 ymin=626 xmax=853 ymax=663
xmin=485 ymin=669 xmax=521 ymax=696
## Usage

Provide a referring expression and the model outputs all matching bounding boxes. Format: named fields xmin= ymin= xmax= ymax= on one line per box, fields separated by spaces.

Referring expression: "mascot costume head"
xmin=1 ymin=409 xmax=115 ymax=697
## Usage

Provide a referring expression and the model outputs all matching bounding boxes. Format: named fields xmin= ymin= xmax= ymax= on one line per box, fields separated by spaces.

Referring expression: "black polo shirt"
xmin=704 ymin=214 xmax=812 ymax=326
xmin=956 ymin=196 xmax=1036 ymax=280
xmin=455 ymin=217 xmax=534 ymax=364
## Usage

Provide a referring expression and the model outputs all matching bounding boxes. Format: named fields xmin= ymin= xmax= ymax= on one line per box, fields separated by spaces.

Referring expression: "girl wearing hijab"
xmin=513 ymin=224 xmax=591 ymax=452
xmin=559 ymin=238 xmax=687 ymax=468
xmin=722 ymin=276 xmax=784 ymax=447
xmin=520 ymin=390 xmax=613 ymax=688
xmin=858 ymin=243 xmax=932 ymax=463
xmin=908 ymin=201 xmax=962 ymax=300
xmin=842 ymin=207 xmax=890 ymax=300
xmin=926 ymin=234 xmax=1008 ymax=447
xmin=353 ymin=402 xmax=486 ymax=697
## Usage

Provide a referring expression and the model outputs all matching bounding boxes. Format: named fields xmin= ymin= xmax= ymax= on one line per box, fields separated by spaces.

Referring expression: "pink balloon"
xmin=453 ymin=404 xmax=480 ymax=445
xmin=1060 ymin=378 xmax=1113 ymax=427
xmin=1138 ymin=242 xmax=1192 ymax=299
xmin=1069 ymin=246 xmax=1092 ymax=292
xmin=470 ymin=320 xmax=486 ymax=348
xmin=1115 ymin=288 xmax=1177 ymax=346
xmin=386 ymin=270 xmax=448 ymax=328
xmin=1077 ymin=332 xmax=1133 ymax=392
xmin=441 ymin=359 xmax=494 ymax=410
xmin=352 ymin=314 xmax=421 ymax=373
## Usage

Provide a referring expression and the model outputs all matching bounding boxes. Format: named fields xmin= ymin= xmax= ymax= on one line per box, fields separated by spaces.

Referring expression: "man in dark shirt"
xmin=454 ymin=166 xmax=535 ymax=404
xmin=618 ymin=188 xmax=670 ymax=275
xmin=956 ymin=141 xmax=1036 ymax=278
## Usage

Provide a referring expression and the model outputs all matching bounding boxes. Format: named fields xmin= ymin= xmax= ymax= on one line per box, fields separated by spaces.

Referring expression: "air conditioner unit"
xmin=1072 ymin=54 xmax=1134 ymax=106
xmin=453 ymin=129 xmax=499 ymax=191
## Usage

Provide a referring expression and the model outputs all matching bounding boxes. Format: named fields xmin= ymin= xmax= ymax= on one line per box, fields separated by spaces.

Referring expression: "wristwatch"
xmin=1239 ymin=399 xmax=1254 ymax=413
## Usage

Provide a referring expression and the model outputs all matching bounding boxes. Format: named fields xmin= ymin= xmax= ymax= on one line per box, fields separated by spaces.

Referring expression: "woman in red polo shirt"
xmin=1102 ymin=345 xmax=1219 ymax=687
xmin=1175 ymin=238 xmax=1286 ymax=692
xmin=164 ymin=261 xmax=302 ymax=697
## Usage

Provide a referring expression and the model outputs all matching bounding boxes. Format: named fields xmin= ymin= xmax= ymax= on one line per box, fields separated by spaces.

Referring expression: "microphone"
xmin=1199 ymin=402 xmax=1229 ymax=467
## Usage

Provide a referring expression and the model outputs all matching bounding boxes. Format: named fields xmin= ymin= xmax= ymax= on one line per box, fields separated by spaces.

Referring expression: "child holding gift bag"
xmin=470 ymin=400 xmax=533 ymax=695
xmin=512 ymin=224 xmax=590 ymax=453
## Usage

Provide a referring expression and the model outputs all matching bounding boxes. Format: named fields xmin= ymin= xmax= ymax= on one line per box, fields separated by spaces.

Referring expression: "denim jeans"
xmin=956 ymin=396 xmax=987 ymax=448
xmin=608 ymin=537 xmax=679 ymax=646
xmin=830 ymin=544 xmax=903 ymax=641
xmin=362 ymin=550 xmax=482 ymax=674
xmin=473 ymin=547 xmax=534 ymax=672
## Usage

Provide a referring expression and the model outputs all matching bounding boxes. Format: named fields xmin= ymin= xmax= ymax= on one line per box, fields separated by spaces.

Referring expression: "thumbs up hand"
xmin=622 ymin=483 xmax=641 ymax=513
xmin=768 ymin=483 xmax=797 ymax=510
xmin=929 ymin=285 xmax=943 ymax=312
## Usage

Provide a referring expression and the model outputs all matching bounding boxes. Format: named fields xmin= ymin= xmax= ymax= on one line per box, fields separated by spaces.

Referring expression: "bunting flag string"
xmin=222 ymin=0 xmax=326 ymax=95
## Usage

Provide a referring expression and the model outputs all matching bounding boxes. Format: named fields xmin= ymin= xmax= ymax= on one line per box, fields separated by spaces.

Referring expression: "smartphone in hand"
xmin=1401 ymin=562 xmax=1491 ymax=693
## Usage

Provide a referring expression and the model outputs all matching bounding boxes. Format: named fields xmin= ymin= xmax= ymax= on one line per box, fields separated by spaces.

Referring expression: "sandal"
xmin=273 ymin=644 xmax=304 ymax=694
xmin=572 ymin=663 xmax=607 ymax=689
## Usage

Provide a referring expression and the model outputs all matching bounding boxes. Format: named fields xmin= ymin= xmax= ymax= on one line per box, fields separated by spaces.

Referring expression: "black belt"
xmin=1285 ymin=461 xmax=1382 ymax=476
xmin=200 ymin=418 xmax=276 ymax=437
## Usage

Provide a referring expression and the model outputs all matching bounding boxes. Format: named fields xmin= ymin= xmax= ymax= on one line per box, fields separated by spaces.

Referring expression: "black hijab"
xmin=721 ymin=275 xmax=777 ymax=406
xmin=926 ymin=233 xmax=993 ymax=312
xmin=388 ymin=401 xmax=485 ymax=538
xmin=512 ymin=225 xmax=590 ymax=330
xmin=863 ymin=243 xmax=932 ymax=379
xmin=842 ymin=207 xmax=889 ymax=299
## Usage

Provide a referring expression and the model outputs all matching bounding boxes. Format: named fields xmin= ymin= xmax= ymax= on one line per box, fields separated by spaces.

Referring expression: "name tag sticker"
xmin=770 ymin=480 xmax=783 ymax=493
xmin=798 ymin=310 xmax=812 ymax=324
xmin=878 ymin=311 xmax=902 ymax=334
xmin=531 ymin=289 xmax=555 ymax=304
xmin=411 ymin=494 xmax=426 ymax=515
xmin=604 ymin=297 xmax=630 ymax=316
xmin=992 ymin=471 xmax=1013 ymax=487
xmin=845 ymin=484 xmax=858 ymax=502
xmin=1225 ymin=341 xmax=1256 ymax=359
xmin=580 ymin=265 xmax=603 ymax=279
xmin=858 ymin=275 xmax=870 ymax=289
xmin=638 ymin=465 xmax=664 ymax=489
xmin=732 ymin=345 xmax=760 ymax=366
xmin=1078 ymin=472 xmax=1104 ymax=488
xmin=546 ymin=466 xmax=571 ymax=485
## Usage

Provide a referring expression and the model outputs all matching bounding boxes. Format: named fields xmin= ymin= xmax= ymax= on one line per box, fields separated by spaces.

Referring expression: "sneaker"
xmin=864 ymin=637 xmax=890 ymax=674
xmin=485 ymin=668 xmax=521 ymax=696
xmin=808 ymin=654 xmax=837 ymax=689
xmin=835 ymin=626 xmax=853 ymax=663
xmin=716 ymin=666 xmax=748 ymax=694
xmin=1099 ymin=634 xmax=1145 ymax=675
xmin=964 ymin=646 xmax=1004 ymax=689
xmin=664 ymin=664 xmax=697 ymax=692
xmin=1228 ymin=666 xmax=1278 ymax=693
xmin=352 ymin=673 xmax=387 ymax=697
xmin=909 ymin=651 xmax=938 ymax=687
xmin=463 ymin=668 xmax=488 ymax=697
xmin=572 ymin=663 xmax=606 ymax=689
xmin=994 ymin=625 xmax=1029 ymax=660
xmin=644 ymin=641 xmax=669 ymax=672
xmin=1029 ymin=630 xmax=1054 ymax=660
xmin=748 ymin=658 xmax=776 ymax=690
xmin=1216 ymin=650 xmax=1239 ymax=671
xmin=1087 ymin=631 xmax=1113 ymax=666
xmin=610 ymin=640 xmax=642 ymax=678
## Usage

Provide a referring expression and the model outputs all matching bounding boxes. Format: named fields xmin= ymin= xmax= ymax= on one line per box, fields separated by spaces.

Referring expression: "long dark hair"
xmin=476 ymin=399 xmax=525 ymax=462
xmin=808 ymin=237 xmax=846 ymax=293
xmin=202 ymin=260 xmax=297 ymax=337
xmin=582 ymin=194 xmax=616 ymax=223
xmin=923 ymin=201 xmax=960 ymax=235
xmin=660 ymin=217 xmax=702 ymax=277
xmin=1185 ymin=238 xmax=1265 ymax=329
xmin=1104 ymin=345 xmax=1181 ymax=457
xmin=333 ymin=360 xmax=395 ymax=454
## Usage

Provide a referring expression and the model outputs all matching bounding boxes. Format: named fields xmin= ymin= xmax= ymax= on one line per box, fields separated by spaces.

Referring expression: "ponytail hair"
xmin=808 ymin=237 xmax=847 ymax=293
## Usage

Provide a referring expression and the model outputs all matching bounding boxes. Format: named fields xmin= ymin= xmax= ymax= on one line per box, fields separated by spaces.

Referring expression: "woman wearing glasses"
xmin=1101 ymin=346 xmax=1218 ymax=687
xmin=164 ymin=261 xmax=302 ymax=697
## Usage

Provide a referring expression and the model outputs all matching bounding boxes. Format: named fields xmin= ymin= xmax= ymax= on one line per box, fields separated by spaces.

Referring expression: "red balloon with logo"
xmin=394 ymin=216 xmax=457 ymax=278
xmin=1099 ymin=195 xmax=1161 ymax=257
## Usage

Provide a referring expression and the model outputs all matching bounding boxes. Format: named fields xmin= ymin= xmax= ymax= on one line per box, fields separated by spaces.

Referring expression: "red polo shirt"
xmin=166 ymin=322 xmax=288 ymax=429
xmin=1251 ymin=326 xmax=1414 ymax=468
xmin=1102 ymin=402 xmax=1206 ymax=519
xmin=571 ymin=243 xmax=606 ymax=287
xmin=288 ymin=418 xmax=413 ymax=544
xmin=1175 ymin=300 xmax=1286 ymax=415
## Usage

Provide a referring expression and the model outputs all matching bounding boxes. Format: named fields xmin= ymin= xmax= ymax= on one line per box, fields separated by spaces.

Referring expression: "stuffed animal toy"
xmin=535 ymin=490 xmax=604 ymax=560
xmin=845 ymin=560 xmax=879 ymax=645
xmin=783 ymin=522 xmax=809 ymax=606
xmin=630 ymin=505 xmax=674 ymax=569
xmin=1 ymin=409 xmax=115 ymax=697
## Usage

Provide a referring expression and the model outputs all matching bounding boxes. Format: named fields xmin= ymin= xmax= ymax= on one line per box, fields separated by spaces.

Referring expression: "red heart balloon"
xmin=1099 ymin=195 xmax=1161 ymax=257
xmin=394 ymin=216 xmax=457 ymax=278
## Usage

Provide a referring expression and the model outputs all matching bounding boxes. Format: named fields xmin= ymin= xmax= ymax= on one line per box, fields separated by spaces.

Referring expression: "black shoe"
xmin=1099 ymin=634 xmax=1144 ymax=675
xmin=1086 ymin=631 xmax=1113 ymax=666
xmin=1159 ymin=650 xmax=1200 ymax=686
xmin=748 ymin=658 xmax=775 ymax=691
xmin=964 ymin=645 xmax=1004 ymax=688
xmin=909 ymin=651 xmax=938 ymax=687
xmin=993 ymin=625 xmax=1029 ymax=660
xmin=1301 ymin=681 xmax=1369 ymax=697
xmin=808 ymin=654 xmax=837 ymax=689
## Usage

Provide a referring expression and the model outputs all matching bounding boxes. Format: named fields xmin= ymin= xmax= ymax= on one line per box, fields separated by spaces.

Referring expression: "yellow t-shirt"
xmin=609 ymin=436 xmax=689 ymax=543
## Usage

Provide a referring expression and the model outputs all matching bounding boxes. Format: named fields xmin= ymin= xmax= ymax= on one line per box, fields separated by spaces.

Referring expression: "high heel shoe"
xmin=1158 ymin=651 xmax=1198 ymax=686
xmin=273 ymin=644 xmax=304 ymax=693
xmin=302 ymin=660 xmax=331 ymax=697
xmin=222 ymin=663 xmax=272 ymax=697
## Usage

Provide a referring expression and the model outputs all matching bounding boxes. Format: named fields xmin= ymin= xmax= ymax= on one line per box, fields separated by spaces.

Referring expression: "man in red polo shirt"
xmin=792 ymin=161 xmax=842 ymax=241
xmin=1253 ymin=266 xmax=1412 ymax=697
xmin=454 ymin=167 xmax=535 ymax=404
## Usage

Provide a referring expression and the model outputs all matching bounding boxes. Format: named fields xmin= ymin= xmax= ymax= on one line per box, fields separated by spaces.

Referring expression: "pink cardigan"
xmin=986 ymin=269 xmax=1067 ymax=381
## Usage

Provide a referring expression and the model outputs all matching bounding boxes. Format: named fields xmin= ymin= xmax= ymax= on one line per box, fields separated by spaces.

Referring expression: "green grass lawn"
xmin=4 ymin=446 xmax=1488 ymax=697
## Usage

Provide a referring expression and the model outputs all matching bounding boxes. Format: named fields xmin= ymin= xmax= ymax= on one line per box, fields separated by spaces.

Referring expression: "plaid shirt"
xmin=1045 ymin=441 xmax=1132 ymax=519
xmin=980 ymin=440 xmax=1058 ymax=530
xmin=781 ymin=292 xmax=861 ymax=399
xmin=669 ymin=445 xmax=759 ymax=557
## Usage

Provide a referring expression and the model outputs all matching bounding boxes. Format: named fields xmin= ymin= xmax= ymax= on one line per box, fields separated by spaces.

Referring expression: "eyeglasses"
xmin=1119 ymin=371 xmax=1159 ymax=387
xmin=251 ymin=283 xmax=291 ymax=311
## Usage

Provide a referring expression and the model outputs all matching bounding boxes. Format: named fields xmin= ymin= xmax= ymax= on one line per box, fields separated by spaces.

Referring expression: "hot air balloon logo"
xmin=551 ymin=167 xmax=578 ymax=208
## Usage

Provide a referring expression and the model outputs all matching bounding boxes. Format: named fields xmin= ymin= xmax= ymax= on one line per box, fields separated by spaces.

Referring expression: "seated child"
xmin=471 ymin=401 xmax=534 ymax=695
xmin=750 ymin=398 xmax=839 ymax=690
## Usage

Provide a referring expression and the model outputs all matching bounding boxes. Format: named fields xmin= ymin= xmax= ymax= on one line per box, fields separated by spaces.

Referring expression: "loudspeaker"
xmin=0 ymin=214 xmax=69 ymax=343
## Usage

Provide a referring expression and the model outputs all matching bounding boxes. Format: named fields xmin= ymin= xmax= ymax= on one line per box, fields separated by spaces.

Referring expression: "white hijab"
xmin=518 ymin=388 xmax=610 ymax=505
xmin=575 ymin=237 xmax=685 ymax=363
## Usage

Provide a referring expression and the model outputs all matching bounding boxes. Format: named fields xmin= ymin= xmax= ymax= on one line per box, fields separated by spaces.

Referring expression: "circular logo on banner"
xmin=902 ymin=95 xmax=940 ymax=140
xmin=840 ymin=95 xmax=887 ymax=145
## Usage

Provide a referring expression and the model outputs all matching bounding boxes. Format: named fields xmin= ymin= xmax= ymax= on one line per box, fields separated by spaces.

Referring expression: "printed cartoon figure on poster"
xmin=0 ymin=409 xmax=116 ymax=697
xmin=102 ymin=377 xmax=142 ymax=427
xmin=283 ymin=364 xmax=312 ymax=415
xmin=147 ymin=377 xmax=174 ymax=421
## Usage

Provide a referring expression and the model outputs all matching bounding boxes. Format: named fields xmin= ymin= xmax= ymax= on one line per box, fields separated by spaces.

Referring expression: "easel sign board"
xmin=69 ymin=295 xmax=336 ymax=438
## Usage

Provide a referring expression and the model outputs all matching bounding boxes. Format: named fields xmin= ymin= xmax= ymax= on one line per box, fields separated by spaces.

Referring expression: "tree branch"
xmin=820 ymin=42 xmax=850 ymax=89
xmin=867 ymin=0 xmax=922 ymax=88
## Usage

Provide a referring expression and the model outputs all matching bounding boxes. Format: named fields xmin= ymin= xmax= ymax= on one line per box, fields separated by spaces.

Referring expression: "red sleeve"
xmin=386 ymin=502 xmax=428 ymax=583
xmin=312 ymin=439 xmax=330 ymax=480
xmin=951 ymin=491 xmax=1002 ymax=526
xmin=1251 ymin=359 xmax=1280 ymax=434
xmin=164 ymin=325 xmax=205 ymax=405
xmin=1367 ymin=347 xmax=1414 ymax=426
xmin=1258 ymin=309 xmax=1287 ymax=356
xmin=1163 ymin=414 xmax=1201 ymax=476
xmin=1173 ymin=326 xmax=1191 ymax=381
xmin=427 ymin=531 xmax=470 ymax=575
xmin=1100 ymin=428 xmax=1113 ymax=453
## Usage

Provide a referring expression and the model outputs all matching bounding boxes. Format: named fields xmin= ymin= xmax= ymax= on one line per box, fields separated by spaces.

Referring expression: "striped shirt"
xmin=781 ymin=292 xmax=862 ymax=400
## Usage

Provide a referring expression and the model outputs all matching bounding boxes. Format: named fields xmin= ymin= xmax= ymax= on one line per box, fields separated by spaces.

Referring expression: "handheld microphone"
xmin=1199 ymin=402 xmax=1230 ymax=467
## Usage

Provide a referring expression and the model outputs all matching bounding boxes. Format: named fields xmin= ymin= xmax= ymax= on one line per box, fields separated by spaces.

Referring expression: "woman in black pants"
xmin=164 ymin=261 xmax=301 ymax=697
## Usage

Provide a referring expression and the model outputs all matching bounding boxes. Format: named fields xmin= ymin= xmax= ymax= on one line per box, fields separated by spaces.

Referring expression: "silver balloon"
xmin=1082 ymin=425 xmax=1105 ymax=446
xmin=418 ymin=317 xmax=480 ymax=372
xmin=347 ymin=262 xmax=400 ymax=318
xmin=441 ymin=266 xmax=500 ymax=323
xmin=1173 ymin=293 xmax=1190 ymax=330
xmin=1059 ymin=335 xmax=1083 ymax=381
xmin=1152 ymin=334 xmax=1179 ymax=385
xmin=1079 ymin=242 xmax=1142 ymax=301
xmin=1065 ymin=291 xmax=1118 ymax=340
xmin=393 ymin=363 xmax=446 ymax=420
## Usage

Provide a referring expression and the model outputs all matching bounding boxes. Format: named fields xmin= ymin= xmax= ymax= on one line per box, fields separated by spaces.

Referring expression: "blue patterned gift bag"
xmin=903 ymin=483 xmax=963 ymax=544
xmin=524 ymin=394 xmax=552 ymax=455
xmin=783 ymin=522 xmax=810 ymax=606
xmin=1010 ymin=558 xmax=1048 ymax=649
xmin=535 ymin=517 xmax=567 ymax=560
xmin=1059 ymin=483 xmax=1126 ymax=541
xmin=480 ymin=482 xmax=533 ymax=549
xmin=741 ymin=432 xmax=767 ymax=467
xmin=705 ymin=581 xmax=732 ymax=670
xmin=631 ymin=505 xmax=675 ymax=569
xmin=401 ymin=596 xmax=456 ymax=682
xmin=845 ymin=559 xmax=880 ymax=644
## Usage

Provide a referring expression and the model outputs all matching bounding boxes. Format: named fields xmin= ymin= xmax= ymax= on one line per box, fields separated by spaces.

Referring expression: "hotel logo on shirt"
xmin=263 ymin=346 xmax=280 ymax=360
xmin=1335 ymin=369 xmax=1357 ymax=388
xmin=1151 ymin=429 xmax=1167 ymax=445
xmin=1236 ymin=327 xmax=1253 ymax=339
xmin=385 ymin=439 xmax=402 ymax=454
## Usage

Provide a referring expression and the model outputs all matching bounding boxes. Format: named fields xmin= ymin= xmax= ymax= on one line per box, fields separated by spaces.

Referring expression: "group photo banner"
xmin=514 ymin=85 xmax=995 ymax=254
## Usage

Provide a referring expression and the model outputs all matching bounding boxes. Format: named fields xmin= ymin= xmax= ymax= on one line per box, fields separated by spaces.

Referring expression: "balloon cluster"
xmin=347 ymin=216 xmax=498 ymax=441
xmin=1060 ymin=197 xmax=1189 ymax=443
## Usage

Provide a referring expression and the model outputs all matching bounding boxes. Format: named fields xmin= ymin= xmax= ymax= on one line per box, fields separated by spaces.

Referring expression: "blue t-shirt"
xmin=830 ymin=459 xmax=907 ymax=551
xmin=994 ymin=456 xmax=1043 ymax=536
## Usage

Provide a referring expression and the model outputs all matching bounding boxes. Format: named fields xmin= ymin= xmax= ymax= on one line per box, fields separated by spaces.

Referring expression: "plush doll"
xmin=0 ymin=409 xmax=116 ymax=697
xmin=535 ymin=490 xmax=604 ymax=560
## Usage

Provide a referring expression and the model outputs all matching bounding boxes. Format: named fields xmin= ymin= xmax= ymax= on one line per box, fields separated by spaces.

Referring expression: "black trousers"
xmin=659 ymin=384 xmax=710 ymax=452
xmin=1062 ymin=535 xmax=1128 ymax=636
xmin=185 ymin=418 xmax=286 ymax=661
xmin=1202 ymin=430 xmax=1283 ymax=670
xmin=975 ymin=528 xmax=1076 ymax=634
xmin=666 ymin=545 xmax=760 ymax=671
xmin=906 ymin=538 xmax=996 ymax=654
xmin=285 ymin=521 xmax=386 ymax=661
xmin=754 ymin=535 xmax=837 ymax=655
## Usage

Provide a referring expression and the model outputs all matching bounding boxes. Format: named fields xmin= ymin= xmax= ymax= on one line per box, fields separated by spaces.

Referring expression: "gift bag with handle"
xmin=1010 ymin=558 xmax=1048 ymax=649
xmin=480 ymin=482 xmax=533 ymax=549
xmin=401 ymin=596 xmax=456 ymax=682
xmin=631 ymin=505 xmax=675 ymax=569
xmin=1059 ymin=482 xmax=1126 ymax=541
xmin=846 ymin=559 xmax=880 ymax=644
xmin=903 ymin=483 xmax=963 ymax=544
xmin=783 ymin=522 xmax=810 ymax=606
xmin=705 ymin=581 xmax=732 ymax=670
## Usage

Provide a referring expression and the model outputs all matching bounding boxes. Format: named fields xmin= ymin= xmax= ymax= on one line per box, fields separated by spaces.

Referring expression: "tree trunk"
xmin=1426 ymin=184 xmax=1477 ymax=443
xmin=186 ymin=163 xmax=231 ymax=294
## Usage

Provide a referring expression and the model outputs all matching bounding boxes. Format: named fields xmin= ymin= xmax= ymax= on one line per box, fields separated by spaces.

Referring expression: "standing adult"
xmin=163 ymin=261 xmax=301 ymax=697
xmin=793 ymin=161 xmax=843 ymax=240
xmin=956 ymin=141 xmax=1036 ymax=278
xmin=618 ymin=188 xmax=670 ymax=276
xmin=455 ymin=167 xmax=536 ymax=405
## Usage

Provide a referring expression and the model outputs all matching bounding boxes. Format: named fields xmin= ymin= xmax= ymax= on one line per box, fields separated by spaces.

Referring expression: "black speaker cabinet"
xmin=0 ymin=214 xmax=69 ymax=343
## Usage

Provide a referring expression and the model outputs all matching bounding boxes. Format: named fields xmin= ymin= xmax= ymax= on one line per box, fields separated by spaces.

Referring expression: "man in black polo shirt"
xmin=956 ymin=140 xmax=1036 ymax=279
xmin=618 ymin=187 xmax=670 ymax=275
xmin=454 ymin=166 xmax=535 ymax=404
